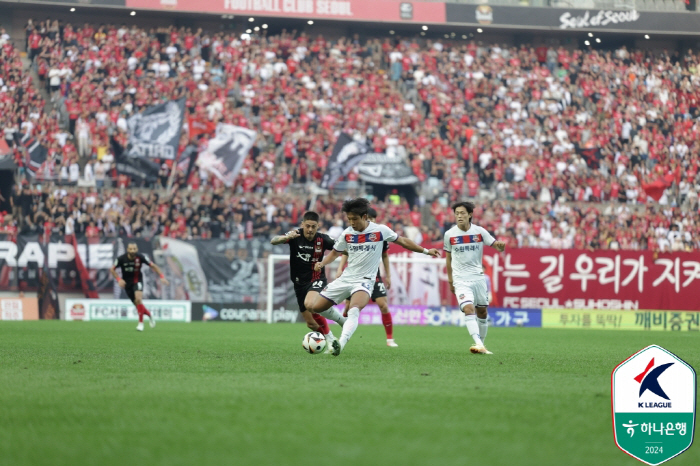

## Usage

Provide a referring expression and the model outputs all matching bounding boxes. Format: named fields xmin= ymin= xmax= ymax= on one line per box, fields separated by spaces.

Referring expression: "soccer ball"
xmin=302 ymin=332 xmax=327 ymax=354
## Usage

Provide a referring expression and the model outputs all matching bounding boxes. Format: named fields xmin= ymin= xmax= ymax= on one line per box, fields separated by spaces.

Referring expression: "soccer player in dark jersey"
xmin=336 ymin=207 xmax=397 ymax=346
xmin=111 ymin=242 xmax=169 ymax=332
xmin=270 ymin=211 xmax=343 ymax=349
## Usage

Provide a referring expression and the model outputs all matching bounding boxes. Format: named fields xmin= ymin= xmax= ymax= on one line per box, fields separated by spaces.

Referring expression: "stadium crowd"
xmin=1 ymin=19 xmax=700 ymax=252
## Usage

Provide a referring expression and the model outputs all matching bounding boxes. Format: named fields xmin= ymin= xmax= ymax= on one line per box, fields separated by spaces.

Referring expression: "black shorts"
xmin=125 ymin=282 xmax=143 ymax=303
xmin=294 ymin=278 xmax=327 ymax=312
xmin=371 ymin=276 xmax=388 ymax=302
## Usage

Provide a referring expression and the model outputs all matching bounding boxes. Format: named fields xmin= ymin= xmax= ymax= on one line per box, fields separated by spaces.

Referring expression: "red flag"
xmin=642 ymin=179 xmax=669 ymax=202
xmin=188 ymin=117 xmax=216 ymax=138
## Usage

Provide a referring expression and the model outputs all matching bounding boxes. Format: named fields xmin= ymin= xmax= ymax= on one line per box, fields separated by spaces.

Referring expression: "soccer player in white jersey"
xmin=444 ymin=201 xmax=506 ymax=355
xmin=308 ymin=198 xmax=440 ymax=356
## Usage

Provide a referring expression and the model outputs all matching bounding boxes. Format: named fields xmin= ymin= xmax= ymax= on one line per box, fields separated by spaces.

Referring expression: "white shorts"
xmin=320 ymin=276 xmax=375 ymax=305
xmin=455 ymin=279 xmax=489 ymax=309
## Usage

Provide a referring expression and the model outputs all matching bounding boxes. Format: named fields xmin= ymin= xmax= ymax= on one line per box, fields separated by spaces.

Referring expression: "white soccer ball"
xmin=302 ymin=332 xmax=327 ymax=354
xmin=514 ymin=318 xmax=524 ymax=327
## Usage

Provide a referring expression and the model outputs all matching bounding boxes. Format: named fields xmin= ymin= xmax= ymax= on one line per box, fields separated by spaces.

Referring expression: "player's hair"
xmin=302 ymin=211 xmax=320 ymax=223
xmin=367 ymin=207 xmax=378 ymax=219
xmin=452 ymin=201 xmax=475 ymax=215
xmin=127 ymin=242 xmax=138 ymax=248
xmin=341 ymin=198 xmax=370 ymax=217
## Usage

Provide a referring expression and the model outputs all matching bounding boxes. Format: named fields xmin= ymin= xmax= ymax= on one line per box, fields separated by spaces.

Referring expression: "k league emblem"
xmin=612 ymin=345 xmax=696 ymax=465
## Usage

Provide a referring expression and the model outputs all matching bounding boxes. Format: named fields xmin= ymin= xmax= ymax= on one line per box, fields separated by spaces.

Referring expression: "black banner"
xmin=191 ymin=302 xmax=303 ymax=323
xmin=320 ymin=133 xmax=369 ymax=189
xmin=0 ymin=235 xmax=117 ymax=292
xmin=0 ymin=235 xmax=299 ymax=305
xmin=0 ymin=147 xmax=15 ymax=170
xmin=119 ymin=98 xmax=186 ymax=183
xmin=358 ymin=153 xmax=419 ymax=186
xmin=190 ymin=238 xmax=287 ymax=303
xmin=37 ymin=245 xmax=60 ymax=319
xmin=24 ymin=137 xmax=48 ymax=178
xmin=447 ymin=4 xmax=700 ymax=34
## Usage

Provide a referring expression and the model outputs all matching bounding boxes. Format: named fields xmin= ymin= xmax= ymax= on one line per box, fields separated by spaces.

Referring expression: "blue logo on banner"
xmin=426 ymin=307 xmax=541 ymax=327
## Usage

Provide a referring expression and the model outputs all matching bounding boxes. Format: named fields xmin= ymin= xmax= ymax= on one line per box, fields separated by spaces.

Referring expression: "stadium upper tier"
xmin=0 ymin=20 xmax=699 ymax=250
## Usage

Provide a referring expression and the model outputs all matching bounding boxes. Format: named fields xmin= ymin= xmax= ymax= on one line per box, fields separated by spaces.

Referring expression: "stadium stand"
xmin=1 ymin=20 xmax=700 ymax=252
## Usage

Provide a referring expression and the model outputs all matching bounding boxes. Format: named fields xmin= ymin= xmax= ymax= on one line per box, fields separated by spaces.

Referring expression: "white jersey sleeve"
xmin=476 ymin=225 xmax=496 ymax=247
xmin=443 ymin=232 xmax=452 ymax=253
xmin=333 ymin=229 xmax=349 ymax=252
xmin=378 ymin=224 xmax=399 ymax=243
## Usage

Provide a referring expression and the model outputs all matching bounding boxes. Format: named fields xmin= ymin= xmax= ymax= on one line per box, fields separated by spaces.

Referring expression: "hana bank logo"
xmin=612 ymin=345 xmax=696 ymax=466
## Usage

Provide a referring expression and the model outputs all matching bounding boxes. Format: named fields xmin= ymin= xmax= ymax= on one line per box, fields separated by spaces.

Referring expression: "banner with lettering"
xmin=125 ymin=0 xmax=446 ymax=23
xmin=387 ymin=244 xmax=700 ymax=311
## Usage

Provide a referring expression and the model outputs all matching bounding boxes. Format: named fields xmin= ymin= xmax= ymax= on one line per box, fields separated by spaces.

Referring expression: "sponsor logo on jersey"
xmin=346 ymin=232 xmax=384 ymax=243
xmin=450 ymin=234 xmax=483 ymax=245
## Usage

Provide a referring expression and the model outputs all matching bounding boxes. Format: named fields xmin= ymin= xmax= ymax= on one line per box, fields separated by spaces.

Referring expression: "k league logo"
xmin=612 ymin=345 xmax=696 ymax=465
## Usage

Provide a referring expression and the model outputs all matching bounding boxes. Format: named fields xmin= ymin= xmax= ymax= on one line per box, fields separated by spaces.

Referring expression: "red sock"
xmin=137 ymin=304 xmax=151 ymax=321
xmin=312 ymin=314 xmax=330 ymax=335
xmin=381 ymin=312 xmax=393 ymax=339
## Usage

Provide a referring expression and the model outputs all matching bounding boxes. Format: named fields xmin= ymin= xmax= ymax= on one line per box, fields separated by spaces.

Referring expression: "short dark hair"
xmin=302 ymin=211 xmax=320 ymax=223
xmin=342 ymin=198 xmax=370 ymax=217
xmin=452 ymin=201 xmax=475 ymax=215
xmin=367 ymin=207 xmax=378 ymax=219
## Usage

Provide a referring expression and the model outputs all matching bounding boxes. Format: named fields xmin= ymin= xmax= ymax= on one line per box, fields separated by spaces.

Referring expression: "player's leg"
xmin=375 ymin=297 xmax=396 ymax=347
xmin=372 ymin=280 xmax=396 ymax=346
xmin=334 ymin=281 xmax=372 ymax=356
xmin=456 ymin=283 xmax=489 ymax=354
xmin=127 ymin=286 xmax=143 ymax=331
xmin=474 ymin=278 xmax=490 ymax=348
xmin=307 ymin=279 xmax=349 ymax=327
xmin=303 ymin=281 xmax=338 ymax=348
xmin=133 ymin=285 xmax=154 ymax=329
xmin=296 ymin=285 xmax=320 ymax=332
xmin=301 ymin=310 xmax=321 ymax=331
xmin=342 ymin=299 xmax=350 ymax=318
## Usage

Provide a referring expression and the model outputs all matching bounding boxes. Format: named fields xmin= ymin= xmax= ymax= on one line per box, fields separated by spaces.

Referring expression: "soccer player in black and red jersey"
xmin=336 ymin=207 xmax=397 ymax=347
xmin=111 ymin=242 xmax=169 ymax=331
xmin=271 ymin=211 xmax=343 ymax=349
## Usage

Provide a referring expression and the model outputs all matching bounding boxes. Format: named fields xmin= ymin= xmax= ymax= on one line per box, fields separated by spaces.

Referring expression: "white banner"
xmin=157 ymin=237 xmax=210 ymax=301
xmin=65 ymin=299 xmax=191 ymax=322
xmin=197 ymin=124 xmax=256 ymax=186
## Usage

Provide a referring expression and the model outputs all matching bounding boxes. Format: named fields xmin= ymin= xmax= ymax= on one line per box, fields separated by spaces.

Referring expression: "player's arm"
xmin=445 ymin=251 xmax=454 ymax=293
xmin=314 ymin=249 xmax=341 ymax=271
xmin=336 ymin=252 xmax=348 ymax=278
xmin=110 ymin=260 xmax=126 ymax=288
xmin=482 ymin=228 xmax=506 ymax=252
xmin=270 ymin=229 xmax=300 ymax=245
xmin=382 ymin=251 xmax=392 ymax=289
xmin=148 ymin=262 xmax=170 ymax=285
xmin=394 ymin=236 xmax=440 ymax=257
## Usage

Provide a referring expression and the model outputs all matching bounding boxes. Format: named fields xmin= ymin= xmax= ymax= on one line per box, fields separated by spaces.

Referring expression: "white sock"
xmin=320 ymin=308 xmax=347 ymax=326
xmin=477 ymin=317 xmax=488 ymax=343
xmin=325 ymin=330 xmax=336 ymax=342
xmin=339 ymin=307 xmax=360 ymax=348
xmin=465 ymin=315 xmax=483 ymax=346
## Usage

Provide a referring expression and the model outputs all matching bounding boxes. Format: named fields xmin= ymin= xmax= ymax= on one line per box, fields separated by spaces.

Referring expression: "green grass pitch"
xmin=1 ymin=321 xmax=698 ymax=466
